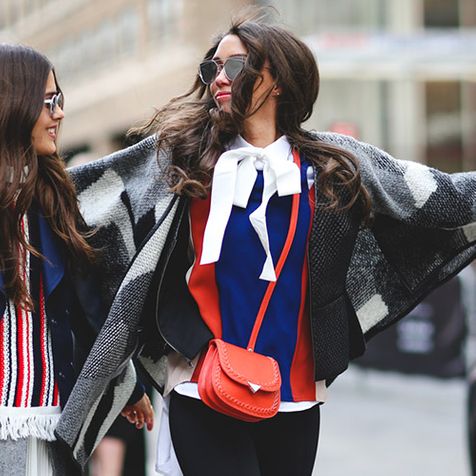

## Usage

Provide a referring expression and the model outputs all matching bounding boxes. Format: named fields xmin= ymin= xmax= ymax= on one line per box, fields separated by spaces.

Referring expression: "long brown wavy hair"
xmin=0 ymin=44 xmax=95 ymax=310
xmin=133 ymin=12 xmax=371 ymax=217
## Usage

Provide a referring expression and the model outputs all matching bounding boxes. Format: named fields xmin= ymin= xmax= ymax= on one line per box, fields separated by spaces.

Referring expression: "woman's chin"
xmin=214 ymin=101 xmax=232 ymax=114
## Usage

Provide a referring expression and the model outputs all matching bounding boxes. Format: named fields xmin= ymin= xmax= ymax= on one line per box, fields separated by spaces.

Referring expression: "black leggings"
xmin=169 ymin=391 xmax=320 ymax=476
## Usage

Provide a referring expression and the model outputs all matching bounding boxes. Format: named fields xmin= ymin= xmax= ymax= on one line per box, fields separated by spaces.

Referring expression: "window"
xmin=118 ymin=7 xmax=140 ymax=56
xmin=148 ymin=0 xmax=183 ymax=43
xmin=0 ymin=3 xmax=8 ymax=29
xmin=259 ymin=0 xmax=386 ymax=34
xmin=48 ymin=6 xmax=141 ymax=82
xmin=425 ymin=82 xmax=463 ymax=172
xmin=424 ymin=0 xmax=459 ymax=28
xmin=8 ymin=1 xmax=22 ymax=24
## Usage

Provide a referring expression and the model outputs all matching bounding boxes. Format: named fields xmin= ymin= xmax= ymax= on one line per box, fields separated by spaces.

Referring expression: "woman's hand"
xmin=121 ymin=394 xmax=154 ymax=431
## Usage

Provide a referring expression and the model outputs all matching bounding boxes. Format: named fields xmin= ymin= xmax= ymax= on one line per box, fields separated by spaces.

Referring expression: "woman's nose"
xmin=214 ymin=66 xmax=230 ymax=86
xmin=53 ymin=105 xmax=65 ymax=120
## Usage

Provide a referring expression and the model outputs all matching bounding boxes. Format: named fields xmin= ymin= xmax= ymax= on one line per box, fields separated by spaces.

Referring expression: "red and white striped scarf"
xmin=0 ymin=215 xmax=60 ymax=441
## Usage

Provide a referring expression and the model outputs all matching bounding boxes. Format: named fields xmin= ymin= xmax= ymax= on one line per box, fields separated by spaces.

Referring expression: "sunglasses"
xmin=198 ymin=56 xmax=246 ymax=85
xmin=44 ymin=92 xmax=64 ymax=117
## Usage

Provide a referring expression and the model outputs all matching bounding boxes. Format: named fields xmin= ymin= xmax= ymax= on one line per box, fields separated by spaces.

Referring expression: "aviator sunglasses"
xmin=198 ymin=56 xmax=247 ymax=85
xmin=44 ymin=92 xmax=64 ymax=117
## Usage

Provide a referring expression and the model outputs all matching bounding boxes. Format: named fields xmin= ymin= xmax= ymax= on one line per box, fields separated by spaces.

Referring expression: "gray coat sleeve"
xmin=317 ymin=131 xmax=476 ymax=229
xmin=313 ymin=132 xmax=476 ymax=338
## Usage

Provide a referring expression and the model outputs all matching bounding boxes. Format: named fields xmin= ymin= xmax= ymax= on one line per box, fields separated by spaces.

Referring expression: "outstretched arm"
xmin=317 ymin=131 xmax=476 ymax=229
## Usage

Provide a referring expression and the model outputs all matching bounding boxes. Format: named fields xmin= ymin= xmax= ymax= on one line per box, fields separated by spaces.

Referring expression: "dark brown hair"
xmin=0 ymin=44 xmax=95 ymax=309
xmin=133 ymin=12 xmax=371 ymax=217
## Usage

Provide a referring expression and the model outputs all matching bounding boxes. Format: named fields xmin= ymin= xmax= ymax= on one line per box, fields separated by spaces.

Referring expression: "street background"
xmin=315 ymin=367 xmax=468 ymax=476
xmin=1 ymin=1 xmax=475 ymax=475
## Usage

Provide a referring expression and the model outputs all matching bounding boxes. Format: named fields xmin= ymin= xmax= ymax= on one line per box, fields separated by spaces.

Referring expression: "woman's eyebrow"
xmin=212 ymin=53 xmax=246 ymax=61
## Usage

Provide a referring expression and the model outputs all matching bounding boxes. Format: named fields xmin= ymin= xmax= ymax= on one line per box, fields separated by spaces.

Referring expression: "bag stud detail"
xmin=248 ymin=382 xmax=261 ymax=393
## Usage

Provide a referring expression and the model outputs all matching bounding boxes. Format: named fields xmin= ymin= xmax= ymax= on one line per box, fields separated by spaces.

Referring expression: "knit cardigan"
xmin=55 ymin=132 xmax=476 ymax=469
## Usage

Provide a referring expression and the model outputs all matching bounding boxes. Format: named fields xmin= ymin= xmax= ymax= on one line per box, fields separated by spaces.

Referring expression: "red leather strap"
xmin=247 ymin=149 xmax=301 ymax=351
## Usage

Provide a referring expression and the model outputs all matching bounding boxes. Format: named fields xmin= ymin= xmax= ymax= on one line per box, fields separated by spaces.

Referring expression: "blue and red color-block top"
xmin=186 ymin=138 xmax=318 ymax=403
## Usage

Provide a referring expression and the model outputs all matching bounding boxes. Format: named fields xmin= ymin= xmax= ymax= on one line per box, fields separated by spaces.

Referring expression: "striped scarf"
xmin=0 ymin=214 xmax=60 ymax=441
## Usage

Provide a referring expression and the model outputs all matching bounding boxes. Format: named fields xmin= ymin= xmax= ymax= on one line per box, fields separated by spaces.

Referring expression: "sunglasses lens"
xmin=224 ymin=57 xmax=245 ymax=81
xmin=48 ymin=94 xmax=63 ymax=115
xmin=199 ymin=61 xmax=217 ymax=84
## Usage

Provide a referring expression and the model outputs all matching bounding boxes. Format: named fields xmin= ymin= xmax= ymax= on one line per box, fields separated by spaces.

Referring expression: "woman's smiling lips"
xmin=215 ymin=91 xmax=231 ymax=101
xmin=47 ymin=126 xmax=57 ymax=140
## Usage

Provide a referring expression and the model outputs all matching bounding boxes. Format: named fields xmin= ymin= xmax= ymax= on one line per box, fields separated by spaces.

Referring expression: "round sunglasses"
xmin=198 ymin=56 xmax=246 ymax=85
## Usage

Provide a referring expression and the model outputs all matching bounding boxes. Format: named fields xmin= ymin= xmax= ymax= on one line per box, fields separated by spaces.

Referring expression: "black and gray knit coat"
xmin=55 ymin=132 xmax=476 ymax=470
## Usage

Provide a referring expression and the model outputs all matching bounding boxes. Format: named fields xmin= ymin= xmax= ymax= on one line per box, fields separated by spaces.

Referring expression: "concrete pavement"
xmin=314 ymin=367 xmax=470 ymax=476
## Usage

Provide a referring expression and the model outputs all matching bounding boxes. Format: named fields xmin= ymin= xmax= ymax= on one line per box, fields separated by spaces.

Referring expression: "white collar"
xmin=228 ymin=135 xmax=293 ymax=162
xmin=200 ymin=135 xmax=301 ymax=281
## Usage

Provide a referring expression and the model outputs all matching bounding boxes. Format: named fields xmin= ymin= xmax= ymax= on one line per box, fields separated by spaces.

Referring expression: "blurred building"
xmin=264 ymin=0 xmax=476 ymax=170
xmin=1 ymin=0 xmax=475 ymax=172
xmin=0 ymin=0 xmax=251 ymax=158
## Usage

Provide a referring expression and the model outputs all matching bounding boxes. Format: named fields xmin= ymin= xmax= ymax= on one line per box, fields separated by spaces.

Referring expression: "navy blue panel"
xmin=36 ymin=212 xmax=65 ymax=300
xmin=216 ymin=159 xmax=311 ymax=401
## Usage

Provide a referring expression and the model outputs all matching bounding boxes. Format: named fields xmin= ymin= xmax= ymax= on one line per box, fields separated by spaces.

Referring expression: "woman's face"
xmin=210 ymin=34 xmax=247 ymax=114
xmin=210 ymin=34 xmax=278 ymax=116
xmin=31 ymin=70 xmax=64 ymax=156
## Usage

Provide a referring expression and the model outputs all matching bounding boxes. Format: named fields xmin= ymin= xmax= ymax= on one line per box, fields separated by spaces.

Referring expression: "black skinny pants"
xmin=169 ymin=391 xmax=320 ymax=476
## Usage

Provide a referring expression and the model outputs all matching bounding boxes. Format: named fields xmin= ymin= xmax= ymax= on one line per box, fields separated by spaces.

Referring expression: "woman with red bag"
xmin=58 ymin=11 xmax=476 ymax=476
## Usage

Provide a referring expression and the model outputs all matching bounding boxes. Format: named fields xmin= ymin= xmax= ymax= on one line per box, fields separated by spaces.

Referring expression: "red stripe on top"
xmin=187 ymin=196 xmax=222 ymax=339
xmin=39 ymin=274 xmax=48 ymax=407
xmin=289 ymin=185 xmax=316 ymax=401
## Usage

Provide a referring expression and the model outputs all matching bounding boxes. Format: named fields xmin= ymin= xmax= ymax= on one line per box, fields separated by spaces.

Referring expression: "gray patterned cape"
xmin=55 ymin=132 xmax=476 ymax=470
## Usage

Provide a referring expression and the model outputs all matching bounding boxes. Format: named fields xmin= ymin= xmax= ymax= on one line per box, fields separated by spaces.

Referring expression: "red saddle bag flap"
xmin=198 ymin=338 xmax=281 ymax=422
xmin=215 ymin=339 xmax=281 ymax=391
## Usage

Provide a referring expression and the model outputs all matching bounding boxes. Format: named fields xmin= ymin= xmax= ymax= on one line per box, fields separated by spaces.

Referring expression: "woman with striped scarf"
xmin=0 ymin=44 xmax=153 ymax=476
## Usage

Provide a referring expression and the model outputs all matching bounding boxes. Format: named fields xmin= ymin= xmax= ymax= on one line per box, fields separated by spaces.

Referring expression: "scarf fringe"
xmin=0 ymin=413 xmax=60 ymax=441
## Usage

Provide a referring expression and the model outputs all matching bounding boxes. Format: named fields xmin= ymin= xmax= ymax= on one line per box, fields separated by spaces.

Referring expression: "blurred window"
xmin=148 ymin=0 xmax=183 ymax=43
xmin=260 ymin=0 xmax=385 ymax=34
xmin=97 ymin=20 xmax=116 ymax=65
xmin=462 ymin=83 xmax=476 ymax=171
xmin=460 ymin=0 xmax=476 ymax=27
xmin=118 ymin=7 xmax=140 ymax=56
xmin=424 ymin=0 xmax=459 ymax=27
xmin=311 ymin=79 xmax=388 ymax=149
xmin=0 ymin=3 xmax=7 ymax=29
xmin=48 ymin=5 xmax=140 ymax=82
xmin=425 ymin=81 xmax=463 ymax=172
xmin=23 ymin=0 xmax=37 ymax=13
xmin=77 ymin=32 xmax=92 ymax=73
xmin=8 ymin=1 xmax=22 ymax=24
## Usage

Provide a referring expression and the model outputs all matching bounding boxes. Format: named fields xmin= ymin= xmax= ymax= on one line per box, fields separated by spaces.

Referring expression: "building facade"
xmin=0 ymin=0 xmax=251 ymax=158
xmin=264 ymin=0 xmax=476 ymax=170
xmin=1 ymin=0 xmax=475 ymax=172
